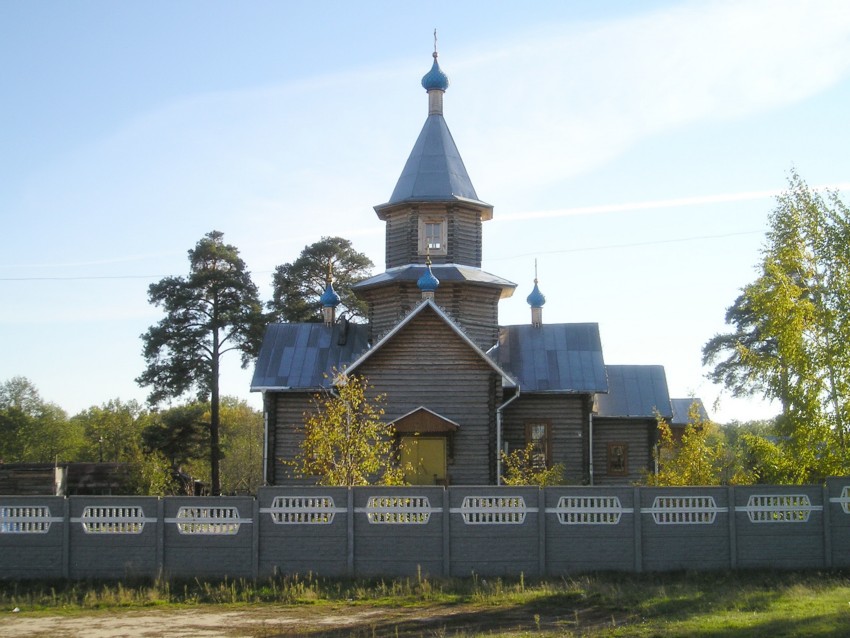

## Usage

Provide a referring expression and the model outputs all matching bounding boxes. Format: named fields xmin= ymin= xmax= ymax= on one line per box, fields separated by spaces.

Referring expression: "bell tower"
xmin=353 ymin=47 xmax=515 ymax=349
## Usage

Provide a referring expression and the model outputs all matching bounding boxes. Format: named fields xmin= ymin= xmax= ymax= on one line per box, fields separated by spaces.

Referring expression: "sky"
xmin=3 ymin=0 xmax=850 ymax=424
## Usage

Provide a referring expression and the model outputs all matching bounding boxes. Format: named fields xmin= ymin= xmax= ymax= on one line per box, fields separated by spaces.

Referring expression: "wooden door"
xmin=400 ymin=437 xmax=447 ymax=485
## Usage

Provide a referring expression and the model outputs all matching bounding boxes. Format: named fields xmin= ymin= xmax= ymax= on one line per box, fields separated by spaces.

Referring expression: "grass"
xmin=3 ymin=570 xmax=850 ymax=636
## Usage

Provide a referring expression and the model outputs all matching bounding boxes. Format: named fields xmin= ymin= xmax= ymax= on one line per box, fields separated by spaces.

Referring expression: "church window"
xmin=525 ymin=422 xmax=551 ymax=469
xmin=419 ymin=217 xmax=447 ymax=255
xmin=607 ymin=442 xmax=628 ymax=476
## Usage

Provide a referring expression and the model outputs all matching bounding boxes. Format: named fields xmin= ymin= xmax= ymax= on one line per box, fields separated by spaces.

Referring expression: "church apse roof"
xmin=670 ymin=397 xmax=710 ymax=425
xmin=491 ymin=323 xmax=608 ymax=393
xmin=595 ymin=365 xmax=673 ymax=419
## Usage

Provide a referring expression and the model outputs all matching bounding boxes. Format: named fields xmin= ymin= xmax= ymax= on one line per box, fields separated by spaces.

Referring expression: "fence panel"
xmin=544 ymin=487 xmax=635 ymax=573
xmin=448 ymin=487 xmax=540 ymax=577
xmin=734 ymin=485 xmax=825 ymax=569
xmin=640 ymin=487 xmax=731 ymax=572
xmin=257 ymin=487 xmax=350 ymax=577
xmin=0 ymin=496 xmax=65 ymax=579
xmin=353 ymin=486 xmax=446 ymax=577
xmin=162 ymin=496 xmax=254 ymax=578
xmin=69 ymin=496 xmax=159 ymax=579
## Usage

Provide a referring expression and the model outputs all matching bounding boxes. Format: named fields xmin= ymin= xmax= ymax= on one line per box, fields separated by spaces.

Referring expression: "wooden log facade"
xmin=358 ymin=306 xmax=500 ymax=484
xmin=360 ymin=282 xmax=502 ymax=351
xmin=591 ymin=418 xmax=657 ymax=486
xmin=380 ymin=203 xmax=486 ymax=268
xmin=502 ymin=394 xmax=590 ymax=484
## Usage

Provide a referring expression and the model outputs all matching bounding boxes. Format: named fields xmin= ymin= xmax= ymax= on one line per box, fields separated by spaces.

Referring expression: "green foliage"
xmin=71 ymin=398 xmax=175 ymax=495
xmin=217 ymin=397 xmax=264 ymax=494
xmin=0 ymin=377 xmax=257 ymax=495
xmin=137 ymin=231 xmax=266 ymax=494
xmin=500 ymin=443 xmax=566 ymax=486
xmin=289 ymin=372 xmax=404 ymax=486
xmin=142 ymin=403 xmax=208 ymax=471
xmin=703 ymin=172 xmax=850 ymax=481
xmin=737 ymin=431 xmax=801 ymax=484
xmin=647 ymin=401 xmax=751 ymax=486
xmin=70 ymin=399 xmax=150 ymax=463
xmin=0 ymin=376 xmax=82 ymax=463
xmin=268 ymin=236 xmax=373 ymax=323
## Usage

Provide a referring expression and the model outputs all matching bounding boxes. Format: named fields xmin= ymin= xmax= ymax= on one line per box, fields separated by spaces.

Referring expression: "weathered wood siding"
xmin=382 ymin=203 xmax=484 ymax=268
xmin=502 ymin=394 xmax=589 ymax=483
xmin=358 ymin=306 xmax=500 ymax=485
xmin=591 ymin=418 xmax=656 ymax=485
xmin=269 ymin=392 xmax=316 ymax=485
xmin=362 ymin=283 xmax=501 ymax=351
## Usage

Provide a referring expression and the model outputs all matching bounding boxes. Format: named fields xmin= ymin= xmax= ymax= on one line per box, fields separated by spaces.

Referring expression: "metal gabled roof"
xmin=670 ymin=397 xmax=710 ymax=426
xmin=595 ymin=365 xmax=673 ymax=419
xmin=491 ymin=323 xmax=608 ymax=393
xmin=345 ymin=298 xmax=516 ymax=385
xmin=250 ymin=321 xmax=371 ymax=391
xmin=381 ymin=114 xmax=489 ymax=208
xmin=353 ymin=263 xmax=516 ymax=298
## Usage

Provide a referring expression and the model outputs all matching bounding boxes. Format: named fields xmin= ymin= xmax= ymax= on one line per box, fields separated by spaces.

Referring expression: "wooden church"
xmin=252 ymin=51 xmax=701 ymax=486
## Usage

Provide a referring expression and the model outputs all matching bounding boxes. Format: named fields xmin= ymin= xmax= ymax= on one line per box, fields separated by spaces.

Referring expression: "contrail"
xmin=498 ymin=183 xmax=850 ymax=222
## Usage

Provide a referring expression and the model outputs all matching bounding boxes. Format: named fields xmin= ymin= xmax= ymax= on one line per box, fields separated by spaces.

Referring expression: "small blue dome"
xmin=417 ymin=263 xmax=440 ymax=292
xmin=421 ymin=55 xmax=449 ymax=92
xmin=320 ymin=281 xmax=341 ymax=308
xmin=526 ymin=280 xmax=546 ymax=308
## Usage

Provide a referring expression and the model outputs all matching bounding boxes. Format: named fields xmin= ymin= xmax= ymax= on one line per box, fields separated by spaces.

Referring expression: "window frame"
xmin=418 ymin=216 xmax=447 ymax=256
xmin=525 ymin=421 xmax=552 ymax=468
xmin=606 ymin=442 xmax=629 ymax=476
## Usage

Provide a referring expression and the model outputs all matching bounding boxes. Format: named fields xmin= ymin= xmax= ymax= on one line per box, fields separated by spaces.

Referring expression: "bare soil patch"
xmin=3 ymin=600 xmax=626 ymax=637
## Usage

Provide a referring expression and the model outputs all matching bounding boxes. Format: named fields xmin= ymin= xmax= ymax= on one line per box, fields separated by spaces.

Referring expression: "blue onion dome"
xmin=526 ymin=279 xmax=546 ymax=308
xmin=421 ymin=53 xmax=449 ymax=92
xmin=320 ymin=281 xmax=341 ymax=308
xmin=417 ymin=260 xmax=440 ymax=292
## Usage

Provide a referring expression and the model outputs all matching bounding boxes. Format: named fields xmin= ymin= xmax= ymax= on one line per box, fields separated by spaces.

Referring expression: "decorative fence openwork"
xmin=2 ymin=480 xmax=850 ymax=580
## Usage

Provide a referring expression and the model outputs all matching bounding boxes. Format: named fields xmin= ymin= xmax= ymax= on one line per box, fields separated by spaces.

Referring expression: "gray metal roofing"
xmin=670 ymin=397 xmax=710 ymax=425
xmin=491 ymin=324 xmax=608 ymax=393
xmin=353 ymin=264 xmax=516 ymax=297
xmin=595 ymin=365 xmax=673 ymax=419
xmin=250 ymin=322 xmax=370 ymax=390
xmin=385 ymin=114 xmax=486 ymax=206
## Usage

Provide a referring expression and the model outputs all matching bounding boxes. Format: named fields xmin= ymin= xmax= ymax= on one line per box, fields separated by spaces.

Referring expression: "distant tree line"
xmin=0 ymin=376 xmax=263 ymax=495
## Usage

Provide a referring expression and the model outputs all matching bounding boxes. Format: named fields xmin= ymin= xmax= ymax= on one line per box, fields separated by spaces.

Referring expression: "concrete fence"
xmin=2 ymin=479 xmax=850 ymax=580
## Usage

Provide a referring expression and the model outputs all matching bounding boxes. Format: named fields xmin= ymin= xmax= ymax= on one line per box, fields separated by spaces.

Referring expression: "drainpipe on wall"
xmin=262 ymin=391 xmax=269 ymax=486
xmin=495 ymin=386 xmax=521 ymax=486
xmin=588 ymin=412 xmax=594 ymax=486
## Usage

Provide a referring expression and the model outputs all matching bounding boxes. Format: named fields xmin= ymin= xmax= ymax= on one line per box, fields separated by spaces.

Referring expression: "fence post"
xmin=442 ymin=487 xmax=450 ymax=577
xmin=347 ymin=488 xmax=354 ymax=577
xmin=728 ymin=486 xmax=737 ymax=569
xmin=252 ymin=498 xmax=260 ymax=580
xmin=156 ymin=498 xmax=165 ymax=578
xmin=62 ymin=497 xmax=70 ymax=579
xmin=823 ymin=484 xmax=832 ymax=568
xmin=633 ymin=487 xmax=642 ymax=573
xmin=538 ymin=487 xmax=546 ymax=576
